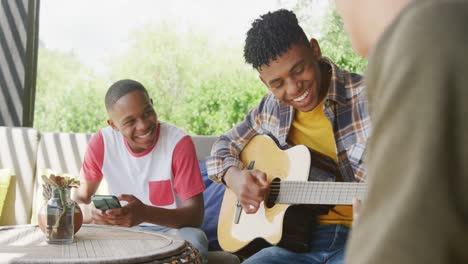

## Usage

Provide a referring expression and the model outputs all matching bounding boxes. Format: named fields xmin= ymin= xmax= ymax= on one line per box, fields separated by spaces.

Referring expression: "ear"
xmin=309 ymin=38 xmax=323 ymax=60
xmin=107 ymin=119 xmax=118 ymax=131
xmin=259 ymin=75 xmax=273 ymax=92
xmin=259 ymin=75 xmax=268 ymax=87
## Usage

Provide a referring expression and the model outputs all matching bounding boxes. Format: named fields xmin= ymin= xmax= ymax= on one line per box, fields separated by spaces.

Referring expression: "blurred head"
xmin=244 ymin=9 xmax=329 ymax=112
xmin=335 ymin=0 xmax=411 ymax=57
xmin=105 ymin=79 xmax=158 ymax=153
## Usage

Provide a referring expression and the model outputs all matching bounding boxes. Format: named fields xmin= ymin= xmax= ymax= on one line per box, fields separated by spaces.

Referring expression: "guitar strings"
xmin=265 ymin=182 xmax=366 ymax=197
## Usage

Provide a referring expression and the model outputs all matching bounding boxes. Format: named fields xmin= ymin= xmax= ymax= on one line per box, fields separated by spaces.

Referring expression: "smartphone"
xmin=91 ymin=195 xmax=121 ymax=211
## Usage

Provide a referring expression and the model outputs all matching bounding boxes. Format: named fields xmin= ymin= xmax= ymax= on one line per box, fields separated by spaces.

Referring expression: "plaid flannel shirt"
xmin=207 ymin=57 xmax=371 ymax=184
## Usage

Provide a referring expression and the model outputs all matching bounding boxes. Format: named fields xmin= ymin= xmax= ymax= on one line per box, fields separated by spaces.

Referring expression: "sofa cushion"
xmin=36 ymin=132 xmax=92 ymax=177
xmin=191 ymin=136 xmax=217 ymax=160
xmin=0 ymin=168 xmax=13 ymax=222
xmin=199 ymin=160 xmax=225 ymax=251
xmin=32 ymin=131 xmax=112 ymax=223
xmin=0 ymin=126 xmax=40 ymax=225
xmin=32 ymin=132 xmax=92 ymax=219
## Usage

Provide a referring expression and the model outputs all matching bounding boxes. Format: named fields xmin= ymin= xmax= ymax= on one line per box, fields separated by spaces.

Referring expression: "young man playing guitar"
xmin=206 ymin=9 xmax=371 ymax=264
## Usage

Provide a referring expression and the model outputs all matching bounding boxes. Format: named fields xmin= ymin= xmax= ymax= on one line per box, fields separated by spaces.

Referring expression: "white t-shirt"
xmin=80 ymin=122 xmax=204 ymax=209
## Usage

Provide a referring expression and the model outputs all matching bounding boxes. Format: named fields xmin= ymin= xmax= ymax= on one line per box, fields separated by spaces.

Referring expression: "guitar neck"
xmin=273 ymin=181 xmax=366 ymax=205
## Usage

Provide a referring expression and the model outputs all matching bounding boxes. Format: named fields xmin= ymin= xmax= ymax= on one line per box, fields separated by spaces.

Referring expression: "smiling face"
xmin=259 ymin=39 xmax=326 ymax=112
xmin=107 ymin=90 xmax=158 ymax=153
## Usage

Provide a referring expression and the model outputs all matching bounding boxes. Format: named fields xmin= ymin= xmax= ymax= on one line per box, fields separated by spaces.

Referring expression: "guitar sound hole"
xmin=265 ymin=178 xmax=281 ymax=208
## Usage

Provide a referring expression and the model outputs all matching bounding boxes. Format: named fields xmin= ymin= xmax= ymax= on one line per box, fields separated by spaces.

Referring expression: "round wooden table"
xmin=0 ymin=224 xmax=200 ymax=263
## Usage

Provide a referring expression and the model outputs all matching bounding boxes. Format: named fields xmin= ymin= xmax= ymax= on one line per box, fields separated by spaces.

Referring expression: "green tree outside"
xmin=109 ymin=24 xmax=266 ymax=135
xmin=291 ymin=0 xmax=367 ymax=73
xmin=34 ymin=4 xmax=366 ymax=135
xmin=34 ymin=47 xmax=108 ymax=133
xmin=319 ymin=9 xmax=367 ymax=73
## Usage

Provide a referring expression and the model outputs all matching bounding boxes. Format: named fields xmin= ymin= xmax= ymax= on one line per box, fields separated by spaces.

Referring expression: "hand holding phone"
xmin=91 ymin=195 xmax=121 ymax=211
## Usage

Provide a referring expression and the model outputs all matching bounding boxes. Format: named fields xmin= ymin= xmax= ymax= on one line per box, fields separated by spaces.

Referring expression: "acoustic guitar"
xmin=218 ymin=135 xmax=366 ymax=257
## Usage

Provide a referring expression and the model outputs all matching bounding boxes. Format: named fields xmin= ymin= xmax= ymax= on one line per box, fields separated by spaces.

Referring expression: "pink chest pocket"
xmin=148 ymin=180 xmax=175 ymax=206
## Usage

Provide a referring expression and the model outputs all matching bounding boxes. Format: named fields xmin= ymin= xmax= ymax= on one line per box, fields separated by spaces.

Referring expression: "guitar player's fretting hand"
xmin=224 ymin=166 xmax=269 ymax=214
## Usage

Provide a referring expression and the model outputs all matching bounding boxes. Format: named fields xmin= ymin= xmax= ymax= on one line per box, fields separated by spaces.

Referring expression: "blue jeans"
xmin=138 ymin=225 xmax=208 ymax=263
xmin=243 ymin=225 xmax=349 ymax=264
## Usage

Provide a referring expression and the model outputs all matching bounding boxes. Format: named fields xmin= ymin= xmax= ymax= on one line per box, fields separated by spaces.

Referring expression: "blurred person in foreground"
xmin=334 ymin=0 xmax=468 ymax=263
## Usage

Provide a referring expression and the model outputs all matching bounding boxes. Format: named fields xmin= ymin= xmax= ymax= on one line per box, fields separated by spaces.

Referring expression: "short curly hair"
xmin=244 ymin=9 xmax=310 ymax=69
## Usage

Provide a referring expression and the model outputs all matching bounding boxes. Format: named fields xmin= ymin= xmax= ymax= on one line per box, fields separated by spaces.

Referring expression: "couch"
xmin=0 ymin=126 xmax=238 ymax=263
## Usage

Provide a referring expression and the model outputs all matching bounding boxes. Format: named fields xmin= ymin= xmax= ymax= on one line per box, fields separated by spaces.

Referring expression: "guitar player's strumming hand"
xmin=352 ymin=197 xmax=362 ymax=227
xmin=223 ymin=166 xmax=269 ymax=214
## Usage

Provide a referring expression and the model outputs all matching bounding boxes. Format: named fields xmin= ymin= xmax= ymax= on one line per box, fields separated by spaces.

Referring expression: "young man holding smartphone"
xmin=74 ymin=79 xmax=208 ymax=261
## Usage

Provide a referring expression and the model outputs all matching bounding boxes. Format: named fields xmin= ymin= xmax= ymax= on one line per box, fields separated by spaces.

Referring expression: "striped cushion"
xmin=0 ymin=168 xmax=13 ymax=221
xmin=0 ymin=126 xmax=39 ymax=225
xmin=32 ymin=132 xmax=94 ymax=223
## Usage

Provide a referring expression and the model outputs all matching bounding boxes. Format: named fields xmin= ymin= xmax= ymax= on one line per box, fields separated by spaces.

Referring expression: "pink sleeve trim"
xmin=80 ymin=130 xmax=104 ymax=182
xmin=172 ymin=136 xmax=205 ymax=201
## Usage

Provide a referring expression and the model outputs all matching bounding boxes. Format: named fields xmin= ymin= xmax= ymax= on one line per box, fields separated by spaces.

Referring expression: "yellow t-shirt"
xmin=287 ymin=100 xmax=353 ymax=227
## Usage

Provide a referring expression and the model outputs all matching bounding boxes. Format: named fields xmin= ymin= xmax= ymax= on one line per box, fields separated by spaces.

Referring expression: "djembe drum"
xmin=150 ymin=241 xmax=201 ymax=264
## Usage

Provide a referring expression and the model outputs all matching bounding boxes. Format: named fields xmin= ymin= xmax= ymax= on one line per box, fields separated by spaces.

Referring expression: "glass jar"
xmin=46 ymin=186 xmax=75 ymax=244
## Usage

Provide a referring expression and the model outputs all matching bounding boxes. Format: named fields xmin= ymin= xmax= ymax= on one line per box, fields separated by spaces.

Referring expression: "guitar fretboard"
xmin=274 ymin=181 xmax=366 ymax=205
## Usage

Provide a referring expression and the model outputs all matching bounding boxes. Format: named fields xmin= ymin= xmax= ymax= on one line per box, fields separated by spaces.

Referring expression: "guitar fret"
xmin=301 ymin=181 xmax=306 ymax=204
xmin=306 ymin=180 xmax=312 ymax=205
xmin=276 ymin=181 xmax=366 ymax=205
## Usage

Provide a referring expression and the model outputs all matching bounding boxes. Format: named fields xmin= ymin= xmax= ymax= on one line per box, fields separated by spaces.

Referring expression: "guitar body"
xmin=218 ymin=135 xmax=321 ymax=256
